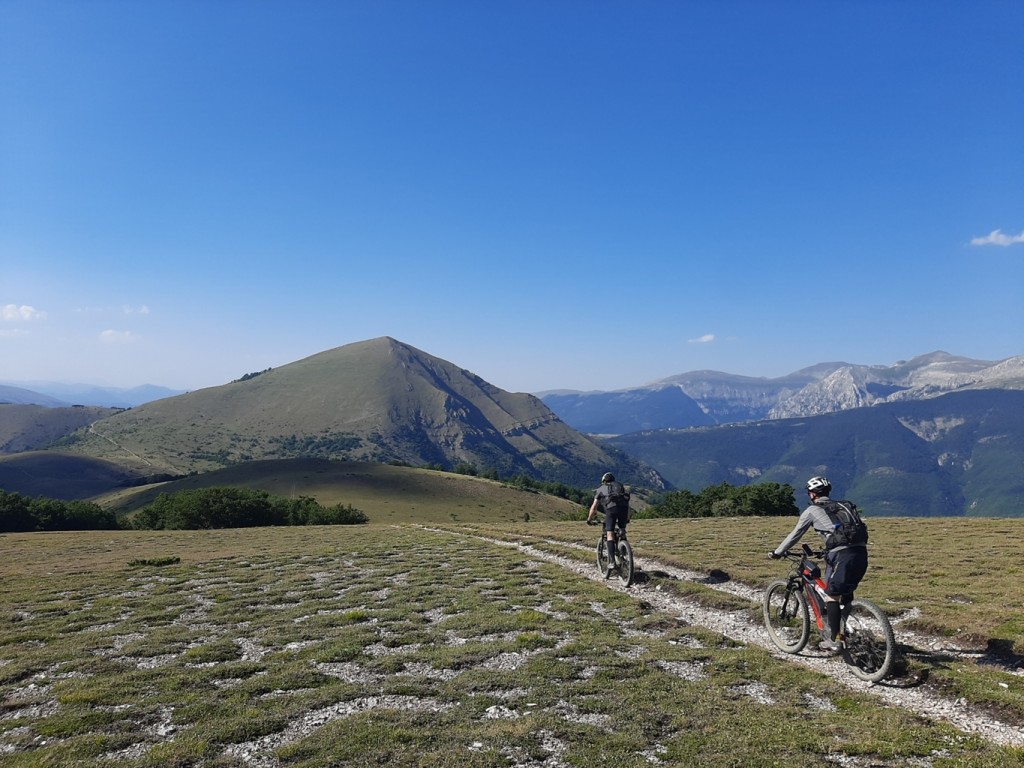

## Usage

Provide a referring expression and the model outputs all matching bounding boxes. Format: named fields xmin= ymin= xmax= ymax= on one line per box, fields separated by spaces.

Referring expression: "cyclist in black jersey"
xmin=588 ymin=472 xmax=630 ymax=571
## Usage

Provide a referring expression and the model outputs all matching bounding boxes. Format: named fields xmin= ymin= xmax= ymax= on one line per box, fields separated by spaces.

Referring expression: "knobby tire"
xmin=595 ymin=538 xmax=612 ymax=579
xmin=763 ymin=580 xmax=810 ymax=653
xmin=842 ymin=598 xmax=896 ymax=683
xmin=616 ymin=539 xmax=634 ymax=587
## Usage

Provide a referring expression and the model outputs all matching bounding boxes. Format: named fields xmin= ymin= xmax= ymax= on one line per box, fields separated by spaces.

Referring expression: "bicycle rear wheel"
xmin=842 ymin=599 xmax=896 ymax=683
xmin=763 ymin=580 xmax=810 ymax=653
xmin=595 ymin=538 xmax=612 ymax=578
xmin=616 ymin=539 xmax=634 ymax=586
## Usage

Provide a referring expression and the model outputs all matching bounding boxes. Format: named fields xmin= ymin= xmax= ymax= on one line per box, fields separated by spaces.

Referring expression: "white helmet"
xmin=806 ymin=476 xmax=832 ymax=495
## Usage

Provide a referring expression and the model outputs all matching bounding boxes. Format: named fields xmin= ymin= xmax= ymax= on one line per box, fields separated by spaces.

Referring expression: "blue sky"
xmin=2 ymin=1 xmax=1022 ymax=394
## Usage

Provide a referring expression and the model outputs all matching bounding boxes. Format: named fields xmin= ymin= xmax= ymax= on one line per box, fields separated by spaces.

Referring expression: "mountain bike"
xmin=763 ymin=544 xmax=895 ymax=683
xmin=587 ymin=515 xmax=634 ymax=586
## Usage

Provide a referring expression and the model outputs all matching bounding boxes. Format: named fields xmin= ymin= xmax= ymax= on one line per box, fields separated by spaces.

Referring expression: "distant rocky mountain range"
xmin=2 ymin=341 xmax=1021 ymax=516
xmin=541 ymin=352 xmax=1024 ymax=434
xmin=7 ymin=351 xmax=1021 ymax=425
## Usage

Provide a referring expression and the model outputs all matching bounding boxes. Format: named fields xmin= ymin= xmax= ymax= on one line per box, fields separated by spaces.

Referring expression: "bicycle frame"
xmin=792 ymin=544 xmax=831 ymax=635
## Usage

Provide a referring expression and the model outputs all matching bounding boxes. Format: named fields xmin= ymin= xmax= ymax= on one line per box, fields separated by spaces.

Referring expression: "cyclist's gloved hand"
xmin=768 ymin=551 xmax=782 ymax=559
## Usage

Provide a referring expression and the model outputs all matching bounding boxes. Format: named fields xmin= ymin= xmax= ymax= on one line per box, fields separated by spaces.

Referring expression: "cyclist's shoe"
xmin=817 ymin=637 xmax=842 ymax=654
xmin=606 ymin=560 xmax=619 ymax=574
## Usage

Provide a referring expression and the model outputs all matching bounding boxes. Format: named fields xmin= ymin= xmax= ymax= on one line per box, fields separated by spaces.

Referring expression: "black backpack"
xmin=819 ymin=499 xmax=869 ymax=550
xmin=603 ymin=481 xmax=631 ymax=510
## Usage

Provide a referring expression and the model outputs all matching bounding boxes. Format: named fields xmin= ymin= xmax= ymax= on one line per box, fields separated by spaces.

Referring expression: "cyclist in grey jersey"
xmin=770 ymin=476 xmax=868 ymax=651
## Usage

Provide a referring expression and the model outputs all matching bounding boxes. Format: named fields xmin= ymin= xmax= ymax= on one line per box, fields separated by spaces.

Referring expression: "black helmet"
xmin=601 ymin=472 xmax=615 ymax=483
xmin=806 ymin=476 xmax=831 ymax=495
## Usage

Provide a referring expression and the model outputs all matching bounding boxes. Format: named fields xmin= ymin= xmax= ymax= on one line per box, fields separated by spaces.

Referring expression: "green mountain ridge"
xmin=609 ymin=389 xmax=1024 ymax=517
xmin=42 ymin=337 xmax=658 ymax=494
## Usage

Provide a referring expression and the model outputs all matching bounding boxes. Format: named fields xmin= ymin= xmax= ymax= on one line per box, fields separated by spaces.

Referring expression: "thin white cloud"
xmin=688 ymin=334 xmax=716 ymax=344
xmin=0 ymin=329 xmax=30 ymax=337
xmin=2 ymin=304 xmax=46 ymax=321
xmin=77 ymin=304 xmax=152 ymax=316
xmin=970 ymin=229 xmax=1024 ymax=246
xmin=99 ymin=329 xmax=140 ymax=343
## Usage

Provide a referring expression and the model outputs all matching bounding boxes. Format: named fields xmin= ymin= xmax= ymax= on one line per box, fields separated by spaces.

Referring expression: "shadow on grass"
xmin=981 ymin=638 xmax=1024 ymax=671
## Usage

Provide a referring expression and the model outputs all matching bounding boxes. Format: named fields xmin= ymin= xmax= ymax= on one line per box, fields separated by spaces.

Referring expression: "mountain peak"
xmin=59 ymin=337 xmax=648 ymax=487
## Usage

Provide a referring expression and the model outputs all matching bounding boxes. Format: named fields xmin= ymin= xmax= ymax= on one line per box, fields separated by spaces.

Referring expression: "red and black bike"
xmin=763 ymin=543 xmax=896 ymax=683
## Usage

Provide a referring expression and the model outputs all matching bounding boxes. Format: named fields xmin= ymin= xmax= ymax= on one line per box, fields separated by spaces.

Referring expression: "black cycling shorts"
xmin=825 ymin=546 xmax=868 ymax=597
xmin=604 ymin=506 xmax=629 ymax=533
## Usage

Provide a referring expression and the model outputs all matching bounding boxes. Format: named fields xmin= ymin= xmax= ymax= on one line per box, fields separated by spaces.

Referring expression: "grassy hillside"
xmin=0 ymin=451 xmax=149 ymax=500
xmin=97 ymin=459 xmax=586 ymax=524
xmin=55 ymin=337 xmax=641 ymax=489
xmin=0 ymin=404 xmax=119 ymax=453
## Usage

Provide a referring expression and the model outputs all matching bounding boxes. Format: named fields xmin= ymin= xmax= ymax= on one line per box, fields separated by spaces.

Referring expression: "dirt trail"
xmin=442 ymin=529 xmax=1024 ymax=749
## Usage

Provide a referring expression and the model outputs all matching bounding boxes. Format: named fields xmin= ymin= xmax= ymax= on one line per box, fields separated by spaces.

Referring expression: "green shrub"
xmin=635 ymin=481 xmax=798 ymax=519
xmin=131 ymin=487 xmax=368 ymax=530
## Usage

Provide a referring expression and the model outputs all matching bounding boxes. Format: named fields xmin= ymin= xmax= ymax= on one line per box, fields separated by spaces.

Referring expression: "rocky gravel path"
xmin=458 ymin=530 xmax=1024 ymax=749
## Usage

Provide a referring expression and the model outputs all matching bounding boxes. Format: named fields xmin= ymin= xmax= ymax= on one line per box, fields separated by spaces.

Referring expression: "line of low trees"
xmin=635 ymin=482 xmax=798 ymax=518
xmin=0 ymin=490 xmax=118 ymax=532
xmin=0 ymin=487 xmax=368 ymax=532
xmin=1 ymin=479 xmax=797 ymax=533
xmin=131 ymin=488 xmax=368 ymax=529
xmin=420 ymin=463 xmax=799 ymax=517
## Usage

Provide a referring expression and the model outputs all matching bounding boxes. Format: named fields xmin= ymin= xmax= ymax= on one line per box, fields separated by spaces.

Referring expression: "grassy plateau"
xmin=2 ymin=508 xmax=1023 ymax=767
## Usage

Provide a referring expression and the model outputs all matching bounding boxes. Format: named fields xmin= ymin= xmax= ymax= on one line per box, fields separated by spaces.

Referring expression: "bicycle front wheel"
xmin=616 ymin=540 xmax=634 ymax=587
xmin=842 ymin=599 xmax=896 ymax=683
xmin=763 ymin=580 xmax=810 ymax=653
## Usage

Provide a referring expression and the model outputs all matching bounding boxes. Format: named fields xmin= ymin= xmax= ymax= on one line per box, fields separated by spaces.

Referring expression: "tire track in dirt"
xmin=436 ymin=528 xmax=1024 ymax=749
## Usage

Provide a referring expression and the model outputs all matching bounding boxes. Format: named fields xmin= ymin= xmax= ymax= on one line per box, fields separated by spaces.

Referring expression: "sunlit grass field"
xmin=2 ymin=516 xmax=1023 ymax=767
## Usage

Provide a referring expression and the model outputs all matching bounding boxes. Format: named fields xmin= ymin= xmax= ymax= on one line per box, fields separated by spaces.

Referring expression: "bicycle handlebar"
xmin=770 ymin=544 xmax=825 ymax=561
xmin=801 ymin=543 xmax=825 ymax=559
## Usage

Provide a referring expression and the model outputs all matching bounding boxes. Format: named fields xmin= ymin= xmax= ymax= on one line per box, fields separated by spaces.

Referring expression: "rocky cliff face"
xmin=543 ymin=351 xmax=1024 ymax=435
xmin=768 ymin=352 xmax=1024 ymax=418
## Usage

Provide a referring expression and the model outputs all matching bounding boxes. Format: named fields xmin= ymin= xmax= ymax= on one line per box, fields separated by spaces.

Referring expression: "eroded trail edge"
xmin=430 ymin=527 xmax=1024 ymax=749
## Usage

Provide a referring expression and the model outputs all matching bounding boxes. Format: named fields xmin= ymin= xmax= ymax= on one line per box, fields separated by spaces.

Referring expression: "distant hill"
xmin=0 ymin=381 xmax=185 ymax=408
xmin=0 ymin=404 xmax=122 ymax=453
xmin=51 ymin=337 xmax=660 ymax=493
xmin=608 ymin=389 xmax=1024 ymax=517
xmin=543 ymin=352 xmax=1024 ymax=434
xmin=0 ymin=451 xmax=149 ymax=500
xmin=0 ymin=384 xmax=67 ymax=407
